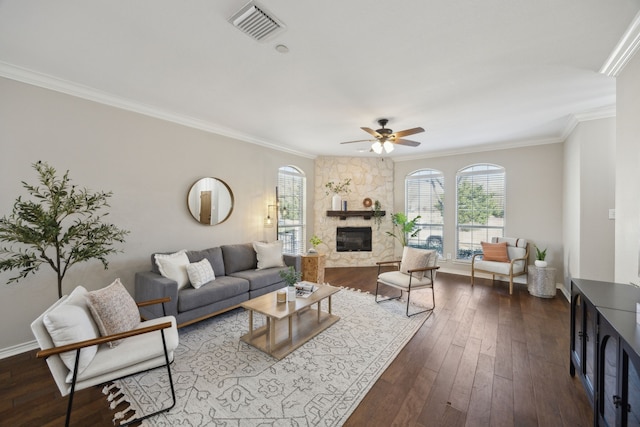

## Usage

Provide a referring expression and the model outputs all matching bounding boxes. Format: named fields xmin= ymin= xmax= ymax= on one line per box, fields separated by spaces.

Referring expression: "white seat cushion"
xmin=378 ymin=270 xmax=434 ymax=290
xmin=75 ymin=316 xmax=179 ymax=383
xmin=474 ymin=260 xmax=526 ymax=275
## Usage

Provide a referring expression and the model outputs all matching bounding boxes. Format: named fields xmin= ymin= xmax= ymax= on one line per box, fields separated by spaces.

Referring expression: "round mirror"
xmin=187 ymin=177 xmax=234 ymax=225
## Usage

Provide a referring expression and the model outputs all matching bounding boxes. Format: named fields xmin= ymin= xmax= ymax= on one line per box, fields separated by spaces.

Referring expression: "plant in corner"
xmin=0 ymin=161 xmax=130 ymax=298
xmin=279 ymin=265 xmax=301 ymax=287
xmin=386 ymin=212 xmax=421 ymax=247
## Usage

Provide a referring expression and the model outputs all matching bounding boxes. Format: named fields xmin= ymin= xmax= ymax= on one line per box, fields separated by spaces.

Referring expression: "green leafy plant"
xmin=0 ymin=161 xmax=130 ymax=298
xmin=324 ymin=178 xmax=352 ymax=195
xmin=279 ymin=265 xmax=301 ymax=286
xmin=386 ymin=212 xmax=421 ymax=247
xmin=310 ymin=235 xmax=322 ymax=249
xmin=535 ymin=246 xmax=547 ymax=261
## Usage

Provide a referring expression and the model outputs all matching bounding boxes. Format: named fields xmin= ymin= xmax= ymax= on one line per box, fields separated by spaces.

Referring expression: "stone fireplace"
xmin=314 ymin=156 xmax=395 ymax=267
xmin=336 ymin=227 xmax=372 ymax=252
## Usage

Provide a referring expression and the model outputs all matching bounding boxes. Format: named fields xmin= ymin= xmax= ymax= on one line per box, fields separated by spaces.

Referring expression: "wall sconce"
xmin=264 ymin=204 xmax=276 ymax=227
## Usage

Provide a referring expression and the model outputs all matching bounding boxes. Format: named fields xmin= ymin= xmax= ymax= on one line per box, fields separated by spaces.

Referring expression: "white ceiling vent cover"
xmin=229 ymin=2 xmax=286 ymax=42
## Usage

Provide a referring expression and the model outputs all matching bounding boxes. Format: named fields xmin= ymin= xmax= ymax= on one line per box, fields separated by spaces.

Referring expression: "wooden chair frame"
xmin=471 ymin=243 xmax=530 ymax=295
xmin=375 ymin=260 xmax=440 ymax=316
xmin=37 ymin=297 xmax=176 ymax=427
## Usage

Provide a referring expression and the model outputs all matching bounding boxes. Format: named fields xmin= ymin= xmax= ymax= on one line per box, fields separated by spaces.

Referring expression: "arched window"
xmin=456 ymin=164 xmax=505 ymax=260
xmin=277 ymin=165 xmax=306 ymax=255
xmin=405 ymin=169 xmax=444 ymax=256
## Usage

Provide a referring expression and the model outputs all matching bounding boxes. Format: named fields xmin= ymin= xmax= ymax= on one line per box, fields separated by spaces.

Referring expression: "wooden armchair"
xmin=471 ymin=237 xmax=529 ymax=294
xmin=31 ymin=284 xmax=179 ymax=426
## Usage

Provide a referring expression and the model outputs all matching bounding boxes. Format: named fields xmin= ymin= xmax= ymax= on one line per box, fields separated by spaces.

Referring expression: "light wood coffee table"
xmin=239 ymin=284 xmax=341 ymax=359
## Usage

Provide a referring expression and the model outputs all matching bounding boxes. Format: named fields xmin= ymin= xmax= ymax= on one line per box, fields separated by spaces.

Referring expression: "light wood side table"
xmin=302 ymin=253 xmax=325 ymax=284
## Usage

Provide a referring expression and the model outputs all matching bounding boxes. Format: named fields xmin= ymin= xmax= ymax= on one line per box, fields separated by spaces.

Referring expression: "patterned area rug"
xmin=110 ymin=288 xmax=430 ymax=426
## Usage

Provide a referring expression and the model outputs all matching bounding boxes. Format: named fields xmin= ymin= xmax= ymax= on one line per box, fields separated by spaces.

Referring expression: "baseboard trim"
xmin=0 ymin=340 xmax=38 ymax=360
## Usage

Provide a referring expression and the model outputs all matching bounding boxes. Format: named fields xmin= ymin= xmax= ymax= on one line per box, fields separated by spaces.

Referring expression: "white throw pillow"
xmin=86 ymin=278 xmax=141 ymax=348
xmin=186 ymin=258 xmax=215 ymax=289
xmin=400 ymin=247 xmax=432 ymax=280
xmin=155 ymin=250 xmax=190 ymax=289
xmin=253 ymin=241 xmax=285 ymax=270
xmin=43 ymin=286 xmax=100 ymax=378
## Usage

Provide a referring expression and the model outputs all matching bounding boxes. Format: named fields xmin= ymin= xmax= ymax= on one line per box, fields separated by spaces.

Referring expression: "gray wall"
xmin=0 ymin=77 xmax=315 ymax=351
xmin=615 ymin=51 xmax=640 ymax=285
xmin=394 ymin=143 xmax=565 ymax=283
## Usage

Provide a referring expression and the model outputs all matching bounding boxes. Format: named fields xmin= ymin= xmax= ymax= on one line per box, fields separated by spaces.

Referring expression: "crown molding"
xmin=560 ymin=104 xmax=617 ymax=140
xmin=0 ymin=62 xmax=315 ymax=159
xmin=392 ymin=136 xmax=564 ymax=162
xmin=600 ymin=10 xmax=640 ymax=77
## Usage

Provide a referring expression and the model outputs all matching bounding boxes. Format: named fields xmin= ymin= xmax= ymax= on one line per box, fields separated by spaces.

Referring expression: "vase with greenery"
xmin=279 ymin=266 xmax=301 ymax=301
xmin=535 ymin=246 xmax=548 ymax=267
xmin=279 ymin=265 xmax=301 ymax=287
xmin=0 ymin=161 xmax=130 ymax=298
xmin=386 ymin=212 xmax=421 ymax=247
xmin=309 ymin=235 xmax=322 ymax=253
xmin=325 ymin=178 xmax=351 ymax=211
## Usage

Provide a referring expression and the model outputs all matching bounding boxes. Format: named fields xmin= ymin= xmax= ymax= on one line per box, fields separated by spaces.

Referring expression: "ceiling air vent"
xmin=228 ymin=2 xmax=286 ymax=42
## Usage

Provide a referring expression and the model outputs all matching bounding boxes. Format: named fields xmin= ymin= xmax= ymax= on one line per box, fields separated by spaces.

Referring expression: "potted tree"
xmin=0 ymin=161 xmax=130 ymax=298
xmin=386 ymin=212 xmax=421 ymax=247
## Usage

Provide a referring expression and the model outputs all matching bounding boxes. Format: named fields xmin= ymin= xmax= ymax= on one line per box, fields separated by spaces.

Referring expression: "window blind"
xmin=405 ymin=169 xmax=445 ymax=255
xmin=456 ymin=164 xmax=505 ymax=260
xmin=277 ymin=166 xmax=306 ymax=255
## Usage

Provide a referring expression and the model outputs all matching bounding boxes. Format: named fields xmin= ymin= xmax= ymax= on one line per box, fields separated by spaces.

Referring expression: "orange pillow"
xmin=481 ymin=241 xmax=509 ymax=262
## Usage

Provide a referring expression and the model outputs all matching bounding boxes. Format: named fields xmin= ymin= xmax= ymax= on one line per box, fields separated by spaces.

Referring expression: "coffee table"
xmin=239 ymin=284 xmax=341 ymax=359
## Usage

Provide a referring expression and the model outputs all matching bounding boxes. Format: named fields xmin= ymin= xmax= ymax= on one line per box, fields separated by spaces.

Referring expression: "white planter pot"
xmin=535 ymin=260 xmax=548 ymax=268
xmin=331 ymin=194 xmax=342 ymax=211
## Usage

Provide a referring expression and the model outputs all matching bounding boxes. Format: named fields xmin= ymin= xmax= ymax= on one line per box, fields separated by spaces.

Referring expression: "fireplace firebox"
xmin=336 ymin=227 xmax=372 ymax=252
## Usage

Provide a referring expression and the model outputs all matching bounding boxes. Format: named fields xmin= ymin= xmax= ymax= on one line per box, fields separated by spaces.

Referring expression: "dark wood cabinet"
xmin=571 ymin=288 xmax=598 ymax=404
xmin=570 ymin=279 xmax=640 ymax=427
xmin=596 ymin=308 xmax=640 ymax=427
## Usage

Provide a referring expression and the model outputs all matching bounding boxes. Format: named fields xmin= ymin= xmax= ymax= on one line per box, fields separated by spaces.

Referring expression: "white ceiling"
xmin=1 ymin=0 xmax=639 ymax=159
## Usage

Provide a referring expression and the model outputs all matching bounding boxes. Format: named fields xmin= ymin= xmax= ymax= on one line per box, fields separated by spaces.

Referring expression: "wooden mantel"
xmin=326 ymin=210 xmax=386 ymax=220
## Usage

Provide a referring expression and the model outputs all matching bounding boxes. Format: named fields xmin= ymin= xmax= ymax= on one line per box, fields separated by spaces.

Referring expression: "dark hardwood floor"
xmin=0 ymin=269 xmax=591 ymax=426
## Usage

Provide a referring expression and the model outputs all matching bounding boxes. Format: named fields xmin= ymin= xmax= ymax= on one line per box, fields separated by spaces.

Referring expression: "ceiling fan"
xmin=341 ymin=118 xmax=425 ymax=154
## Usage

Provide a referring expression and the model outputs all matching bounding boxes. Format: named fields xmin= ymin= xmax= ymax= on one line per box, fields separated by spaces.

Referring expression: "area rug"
xmin=109 ymin=288 xmax=430 ymax=426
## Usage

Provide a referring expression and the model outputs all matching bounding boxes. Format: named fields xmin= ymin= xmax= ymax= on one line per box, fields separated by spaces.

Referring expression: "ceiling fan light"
xmin=383 ymin=141 xmax=394 ymax=153
xmin=371 ymin=141 xmax=383 ymax=154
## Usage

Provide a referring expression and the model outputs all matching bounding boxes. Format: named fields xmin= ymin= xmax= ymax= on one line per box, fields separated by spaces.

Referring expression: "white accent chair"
xmin=471 ymin=237 xmax=529 ymax=295
xmin=375 ymin=247 xmax=439 ymax=316
xmin=31 ymin=286 xmax=179 ymax=427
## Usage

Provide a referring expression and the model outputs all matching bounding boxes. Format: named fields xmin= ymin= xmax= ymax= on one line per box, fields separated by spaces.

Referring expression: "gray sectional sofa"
xmin=135 ymin=243 xmax=301 ymax=327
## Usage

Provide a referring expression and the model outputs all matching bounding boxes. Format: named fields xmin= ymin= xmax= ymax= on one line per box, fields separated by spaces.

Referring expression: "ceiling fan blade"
xmin=340 ymin=139 xmax=375 ymax=144
xmin=361 ymin=127 xmax=382 ymax=138
xmin=394 ymin=138 xmax=421 ymax=147
xmin=392 ymin=127 xmax=425 ymax=138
